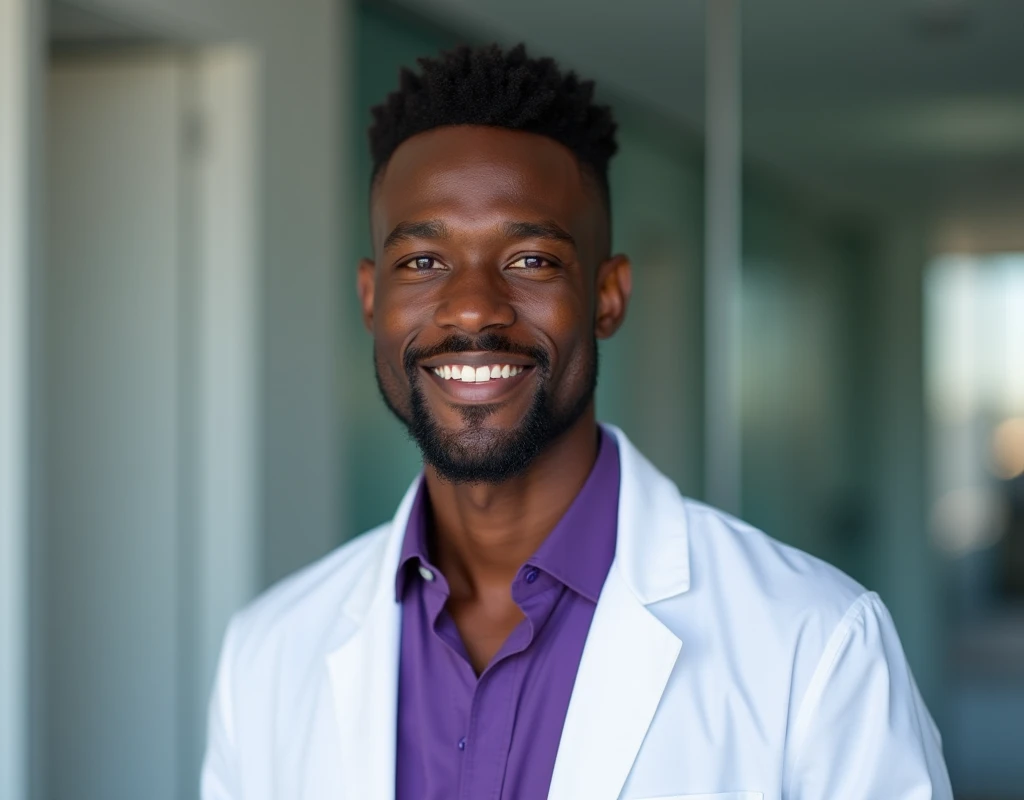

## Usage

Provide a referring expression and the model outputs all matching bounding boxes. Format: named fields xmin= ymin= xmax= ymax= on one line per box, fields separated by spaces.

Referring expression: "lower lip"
xmin=422 ymin=366 xmax=534 ymax=403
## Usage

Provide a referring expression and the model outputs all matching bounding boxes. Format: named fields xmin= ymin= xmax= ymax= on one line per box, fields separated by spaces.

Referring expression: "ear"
xmin=357 ymin=258 xmax=376 ymax=333
xmin=594 ymin=254 xmax=632 ymax=340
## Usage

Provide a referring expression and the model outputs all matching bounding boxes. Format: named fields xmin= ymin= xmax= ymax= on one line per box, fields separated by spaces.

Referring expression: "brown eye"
xmin=508 ymin=256 xmax=551 ymax=270
xmin=403 ymin=256 xmax=439 ymax=271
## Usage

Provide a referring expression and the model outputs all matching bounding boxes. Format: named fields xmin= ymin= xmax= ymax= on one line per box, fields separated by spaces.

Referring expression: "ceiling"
xmin=49 ymin=1 xmax=159 ymax=46
xmin=388 ymin=0 xmax=1024 ymax=231
xmin=47 ymin=0 xmax=1024 ymax=236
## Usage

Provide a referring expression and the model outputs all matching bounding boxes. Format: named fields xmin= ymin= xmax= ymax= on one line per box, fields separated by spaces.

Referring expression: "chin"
xmin=416 ymin=417 xmax=543 ymax=484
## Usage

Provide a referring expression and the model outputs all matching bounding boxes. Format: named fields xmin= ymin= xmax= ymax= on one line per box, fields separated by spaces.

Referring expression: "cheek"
xmin=517 ymin=284 xmax=594 ymax=373
xmin=375 ymin=285 xmax=433 ymax=361
xmin=377 ymin=283 xmax=420 ymax=330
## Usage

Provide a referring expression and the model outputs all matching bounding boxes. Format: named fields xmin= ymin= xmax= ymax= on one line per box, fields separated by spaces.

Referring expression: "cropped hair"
xmin=368 ymin=43 xmax=618 ymax=202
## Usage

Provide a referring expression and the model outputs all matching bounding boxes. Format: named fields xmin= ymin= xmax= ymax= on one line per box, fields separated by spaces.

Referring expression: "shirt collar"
xmin=395 ymin=427 xmax=621 ymax=604
xmin=394 ymin=478 xmax=432 ymax=602
xmin=521 ymin=429 xmax=619 ymax=602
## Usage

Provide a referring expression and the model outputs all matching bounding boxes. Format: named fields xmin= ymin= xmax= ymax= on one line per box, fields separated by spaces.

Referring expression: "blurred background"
xmin=1 ymin=0 xmax=1022 ymax=797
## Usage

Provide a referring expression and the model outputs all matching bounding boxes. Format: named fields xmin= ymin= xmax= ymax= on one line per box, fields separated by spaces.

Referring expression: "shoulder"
xmin=226 ymin=523 xmax=392 ymax=667
xmin=682 ymin=498 xmax=867 ymax=620
xmin=670 ymin=498 xmax=890 ymax=721
xmin=612 ymin=426 xmax=869 ymax=647
xmin=202 ymin=523 xmax=400 ymax=790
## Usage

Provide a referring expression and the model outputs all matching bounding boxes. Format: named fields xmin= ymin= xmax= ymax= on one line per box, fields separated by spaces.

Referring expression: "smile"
xmin=418 ymin=353 xmax=536 ymax=405
xmin=430 ymin=364 xmax=527 ymax=383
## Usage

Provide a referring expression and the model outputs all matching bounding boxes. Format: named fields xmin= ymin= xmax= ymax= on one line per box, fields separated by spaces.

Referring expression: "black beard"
xmin=375 ymin=332 xmax=597 ymax=484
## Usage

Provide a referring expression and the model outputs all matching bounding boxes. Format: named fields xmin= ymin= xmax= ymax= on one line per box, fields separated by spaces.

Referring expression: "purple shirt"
xmin=394 ymin=430 xmax=620 ymax=800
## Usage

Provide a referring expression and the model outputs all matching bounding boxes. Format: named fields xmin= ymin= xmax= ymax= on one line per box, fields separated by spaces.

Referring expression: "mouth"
xmin=418 ymin=352 xmax=537 ymax=404
xmin=429 ymin=363 xmax=528 ymax=383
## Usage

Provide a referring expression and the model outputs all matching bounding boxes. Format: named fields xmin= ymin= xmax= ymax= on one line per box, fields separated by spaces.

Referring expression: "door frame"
xmin=0 ymin=2 xmax=45 ymax=798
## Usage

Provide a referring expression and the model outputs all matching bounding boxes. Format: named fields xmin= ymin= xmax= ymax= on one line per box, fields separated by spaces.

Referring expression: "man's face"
xmin=359 ymin=125 xmax=630 ymax=483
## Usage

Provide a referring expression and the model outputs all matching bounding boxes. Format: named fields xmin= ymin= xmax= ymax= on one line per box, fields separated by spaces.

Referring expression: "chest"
xmin=288 ymin=551 xmax=792 ymax=800
xmin=446 ymin=595 xmax=525 ymax=672
xmin=395 ymin=585 xmax=599 ymax=800
xmin=248 ymin=660 xmax=784 ymax=800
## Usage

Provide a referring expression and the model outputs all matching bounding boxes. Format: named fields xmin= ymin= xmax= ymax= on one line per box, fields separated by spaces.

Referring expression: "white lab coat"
xmin=202 ymin=426 xmax=952 ymax=800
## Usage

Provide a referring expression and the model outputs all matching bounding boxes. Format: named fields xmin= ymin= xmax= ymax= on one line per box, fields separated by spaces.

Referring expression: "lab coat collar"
xmin=606 ymin=423 xmax=691 ymax=603
xmin=325 ymin=425 xmax=692 ymax=800
xmin=323 ymin=475 xmax=419 ymax=799
xmin=338 ymin=423 xmax=691 ymax=627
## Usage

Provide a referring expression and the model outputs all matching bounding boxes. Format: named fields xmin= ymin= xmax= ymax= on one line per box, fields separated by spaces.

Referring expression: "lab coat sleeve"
xmin=784 ymin=592 xmax=953 ymax=800
xmin=201 ymin=616 xmax=242 ymax=800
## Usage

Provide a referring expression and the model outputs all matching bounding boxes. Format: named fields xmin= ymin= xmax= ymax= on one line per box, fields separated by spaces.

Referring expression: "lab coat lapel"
xmin=547 ymin=427 xmax=691 ymax=800
xmin=325 ymin=593 xmax=401 ymax=799
xmin=546 ymin=567 xmax=682 ymax=800
xmin=324 ymin=478 xmax=420 ymax=800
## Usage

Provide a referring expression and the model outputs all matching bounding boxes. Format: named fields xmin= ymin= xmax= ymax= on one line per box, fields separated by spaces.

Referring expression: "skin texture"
xmin=358 ymin=125 xmax=632 ymax=672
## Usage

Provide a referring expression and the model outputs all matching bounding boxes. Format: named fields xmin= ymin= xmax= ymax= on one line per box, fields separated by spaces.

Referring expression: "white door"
xmin=45 ymin=53 xmax=189 ymax=800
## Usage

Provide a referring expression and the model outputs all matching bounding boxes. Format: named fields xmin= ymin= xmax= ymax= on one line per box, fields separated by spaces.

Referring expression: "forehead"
xmin=371 ymin=126 xmax=600 ymax=249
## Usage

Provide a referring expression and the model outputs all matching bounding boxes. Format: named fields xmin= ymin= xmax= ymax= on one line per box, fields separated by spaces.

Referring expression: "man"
xmin=202 ymin=44 xmax=952 ymax=799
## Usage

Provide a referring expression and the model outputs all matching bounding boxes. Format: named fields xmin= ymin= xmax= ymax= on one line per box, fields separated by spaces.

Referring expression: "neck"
xmin=423 ymin=410 xmax=600 ymax=601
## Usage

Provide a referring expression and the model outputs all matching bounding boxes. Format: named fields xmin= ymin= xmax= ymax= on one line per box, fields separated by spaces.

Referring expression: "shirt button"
xmin=525 ymin=568 xmax=539 ymax=584
xmin=457 ymin=737 xmax=466 ymax=751
xmin=418 ymin=565 xmax=435 ymax=582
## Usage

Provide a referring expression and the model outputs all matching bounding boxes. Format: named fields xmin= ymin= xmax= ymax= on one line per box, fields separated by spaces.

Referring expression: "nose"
xmin=433 ymin=265 xmax=515 ymax=333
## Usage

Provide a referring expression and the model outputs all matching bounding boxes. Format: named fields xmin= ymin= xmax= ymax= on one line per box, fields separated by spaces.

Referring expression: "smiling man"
xmin=202 ymin=45 xmax=952 ymax=800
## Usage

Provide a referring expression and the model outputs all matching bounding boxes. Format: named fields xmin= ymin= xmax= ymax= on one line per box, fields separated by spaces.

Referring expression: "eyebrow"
xmin=382 ymin=218 xmax=577 ymax=250
xmin=382 ymin=220 xmax=451 ymax=250
xmin=502 ymin=220 xmax=576 ymax=247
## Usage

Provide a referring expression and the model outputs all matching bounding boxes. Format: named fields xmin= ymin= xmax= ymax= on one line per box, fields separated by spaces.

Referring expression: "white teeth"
xmin=433 ymin=364 xmax=528 ymax=382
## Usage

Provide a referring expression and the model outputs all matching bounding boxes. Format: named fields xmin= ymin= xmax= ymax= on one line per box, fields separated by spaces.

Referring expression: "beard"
xmin=375 ymin=331 xmax=597 ymax=484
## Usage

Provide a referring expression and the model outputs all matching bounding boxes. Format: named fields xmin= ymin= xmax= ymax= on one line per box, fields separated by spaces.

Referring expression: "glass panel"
xmin=926 ymin=254 xmax=1024 ymax=793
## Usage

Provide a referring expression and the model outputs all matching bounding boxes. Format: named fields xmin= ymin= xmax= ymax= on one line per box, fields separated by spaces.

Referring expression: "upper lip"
xmin=419 ymin=351 xmax=536 ymax=369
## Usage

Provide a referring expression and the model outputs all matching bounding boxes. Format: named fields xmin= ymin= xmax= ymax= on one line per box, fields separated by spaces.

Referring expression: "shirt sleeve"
xmin=783 ymin=592 xmax=953 ymax=800
xmin=201 ymin=616 xmax=242 ymax=800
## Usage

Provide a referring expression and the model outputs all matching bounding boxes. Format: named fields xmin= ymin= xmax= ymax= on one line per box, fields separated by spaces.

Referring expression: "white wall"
xmin=0 ymin=0 xmax=349 ymax=796
xmin=73 ymin=0 xmax=348 ymax=583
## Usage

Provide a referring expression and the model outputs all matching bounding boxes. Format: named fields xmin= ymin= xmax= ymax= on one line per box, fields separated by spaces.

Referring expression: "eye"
xmin=507 ymin=255 xmax=554 ymax=270
xmin=400 ymin=256 xmax=444 ymax=271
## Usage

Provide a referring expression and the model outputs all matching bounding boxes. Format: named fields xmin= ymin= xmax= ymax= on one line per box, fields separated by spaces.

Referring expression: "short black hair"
xmin=368 ymin=43 xmax=618 ymax=202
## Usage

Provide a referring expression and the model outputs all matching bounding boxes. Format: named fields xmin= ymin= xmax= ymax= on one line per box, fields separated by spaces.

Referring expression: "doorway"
xmin=39 ymin=38 xmax=259 ymax=799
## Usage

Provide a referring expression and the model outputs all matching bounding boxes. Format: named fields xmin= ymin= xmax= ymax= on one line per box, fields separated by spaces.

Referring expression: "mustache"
xmin=403 ymin=333 xmax=550 ymax=376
